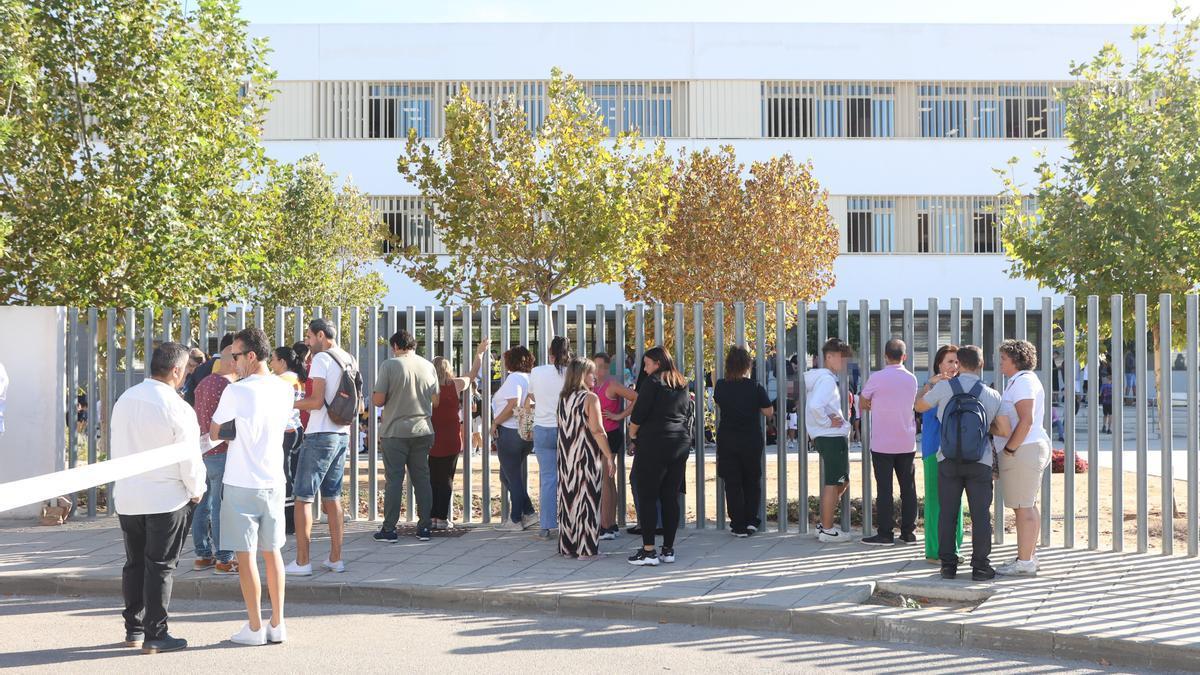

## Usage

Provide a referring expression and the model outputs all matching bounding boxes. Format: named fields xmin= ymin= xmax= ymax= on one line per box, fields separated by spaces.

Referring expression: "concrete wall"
xmin=0 ymin=306 xmax=66 ymax=519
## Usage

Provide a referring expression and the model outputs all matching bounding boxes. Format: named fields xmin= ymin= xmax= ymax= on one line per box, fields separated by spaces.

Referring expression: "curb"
xmin=2 ymin=574 xmax=1195 ymax=672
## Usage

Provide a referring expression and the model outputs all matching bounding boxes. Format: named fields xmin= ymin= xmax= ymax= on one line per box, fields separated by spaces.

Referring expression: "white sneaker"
xmin=521 ymin=513 xmax=539 ymax=530
xmin=443 ymin=519 xmax=455 ymax=530
xmin=321 ymin=558 xmax=345 ymax=573
xmin=996 ymin=558 xmax=1039 ymax=576
xmin=817 ymin=527 xmax=849 ymax=543
xmin=494 ymin=519 xmax=524 ymax=532
xmin=284 ymin=561 xmax=312 ymax=576
xmin=746 ymin=524 xmax=758 ymax=534
xmin=266 ymin=620 xmax=286 ymax=644
xmin=230 ymin=622 xmax=267 ymax=646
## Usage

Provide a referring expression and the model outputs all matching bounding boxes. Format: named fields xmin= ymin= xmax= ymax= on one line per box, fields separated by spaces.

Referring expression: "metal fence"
xmin=59 ymin=295 xmax=1199 ymax=557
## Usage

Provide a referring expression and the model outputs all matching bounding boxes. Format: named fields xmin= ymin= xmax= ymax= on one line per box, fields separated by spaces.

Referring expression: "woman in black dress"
xmin=627 ymin=346 xmax=692 ymax=567
xmin=714 ymin=346 xmax=775 ymax=537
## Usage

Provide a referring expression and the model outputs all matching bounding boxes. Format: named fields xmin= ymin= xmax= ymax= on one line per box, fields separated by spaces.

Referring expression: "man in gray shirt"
xmin=371 ymin=330 xmax=440 ymax=543
xmin=915 ymin=345 xmax=1010 ymax=581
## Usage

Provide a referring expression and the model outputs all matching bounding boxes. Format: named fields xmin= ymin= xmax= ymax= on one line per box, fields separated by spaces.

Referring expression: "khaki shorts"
xmin=999 ymin=439 xmax=1052 ymax=508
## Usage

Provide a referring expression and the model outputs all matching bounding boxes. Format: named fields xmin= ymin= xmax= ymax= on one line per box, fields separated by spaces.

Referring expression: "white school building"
xmin=249 ymin=21 xmax=1137 ymax=307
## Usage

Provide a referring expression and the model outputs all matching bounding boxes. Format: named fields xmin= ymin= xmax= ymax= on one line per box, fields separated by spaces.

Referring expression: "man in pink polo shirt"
xmin=859 ymin=339 xmax=918 ymax=546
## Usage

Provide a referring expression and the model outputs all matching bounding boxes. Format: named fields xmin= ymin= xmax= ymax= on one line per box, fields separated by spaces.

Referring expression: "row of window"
xmin=845 ymin=195 xmax=1037 ymax=254
xmin=264 ymin=79 xmax=1073 ymax=140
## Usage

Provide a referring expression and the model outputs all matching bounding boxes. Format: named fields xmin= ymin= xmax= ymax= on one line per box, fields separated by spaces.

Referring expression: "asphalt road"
xmin=0 ymin=594 xmax=1147 ymax=674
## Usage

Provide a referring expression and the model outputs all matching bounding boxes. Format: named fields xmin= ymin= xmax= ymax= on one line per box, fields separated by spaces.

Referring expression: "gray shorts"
xmin=220 ymin=484 xmax=285 ymax=552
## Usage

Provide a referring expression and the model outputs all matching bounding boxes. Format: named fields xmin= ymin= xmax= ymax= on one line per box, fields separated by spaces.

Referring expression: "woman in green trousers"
xmin=921 ymin=345 xmax=965 ymax=563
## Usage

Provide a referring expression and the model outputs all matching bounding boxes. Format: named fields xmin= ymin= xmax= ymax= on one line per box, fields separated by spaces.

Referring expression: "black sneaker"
xmin=626 ymin=525 xmax=642 ymax=535
xmin=861 ymin=533 xmax=895 ymax=546
xmin=898 ymin=532 xmax=917 ymax=545
xmin=746 ymin=524 xmax=759 ymax=534
xmin=940 ymin=565 xmax=957 ymax=580
xmin=373 ymin=528 xmax=398 ymax=543
xmin=142 ymin=634 xmax=187 ymax=654
xmin=628 ymin=548 xmax=660 ymax=566
xmin=124 ymin=631 xmax=144 ymax=648
xmin=731 ymin=528 xmax=750 ymax=538
xmin=972 ymin=566 xmax=996 ymax=581
xmin=416 ymin=527 xmax=431 ymax=542
xmin=660 ymin=547 xmax=676 ymax=563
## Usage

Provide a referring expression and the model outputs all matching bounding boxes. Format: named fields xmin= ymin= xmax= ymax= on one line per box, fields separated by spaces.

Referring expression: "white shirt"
xmin=0 ymin=361 xmax=8 ymax=434
xmin=110 ymin=379 xmax=206 ymax=515
xmin=305 ymin=350 xmax=351 ymax=434
xmin=491 ymin=372 xmax=529 ymax=430
xmin=994 ymin=370 xmax=1051 ymax=451
xmin=528 ymin=364 xmax=566 ymax=428
xmin=213 ymin=373 xmax=295 ymax=489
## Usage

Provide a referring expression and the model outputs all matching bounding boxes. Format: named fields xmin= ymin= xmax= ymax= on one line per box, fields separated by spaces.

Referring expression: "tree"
xmin=623 ymin=146 xmax=839 ymax=360
xmin=250 ymin=155 xmax=387 ymax=309
xmin=396 ymin=67 xmax=674 ymax=306
xmin=997 ymin=10 xmax=1200 ymax=456
xmin=0 ymin=0 xmax=274 ymax=307
xmin=0 ymin=0 xmax=35 ymax=258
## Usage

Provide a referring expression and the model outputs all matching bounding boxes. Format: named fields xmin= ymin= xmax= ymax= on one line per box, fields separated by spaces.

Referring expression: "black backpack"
xmin=321 ymin=347 xmax=364 ymax=427
xmin=940 ymin=378 xmax=990 ymax=462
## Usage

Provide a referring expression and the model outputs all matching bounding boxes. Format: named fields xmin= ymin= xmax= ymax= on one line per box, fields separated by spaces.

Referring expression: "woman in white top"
xmin=491 ymin=346 xmax=537 ymax=532
xmin=994 ymin=339 xmax=1053 ymax=577
xmin=524 ymin=336 xmax=571 ymax=537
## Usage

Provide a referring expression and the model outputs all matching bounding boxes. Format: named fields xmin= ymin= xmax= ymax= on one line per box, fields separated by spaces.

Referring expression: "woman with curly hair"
xmin=994 ymin=339 xmax=1052 ymax=577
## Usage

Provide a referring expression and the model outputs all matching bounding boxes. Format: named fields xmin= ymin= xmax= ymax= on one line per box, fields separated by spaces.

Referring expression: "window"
xmin=764 ymin=82 xmax=814 ymax=137
xmin=368 ymin=84 xmax=434 ymax=138
xmin=371 ymin=196 xmax=445 ymax=255
xmin=846 ymin=197 xmax=895 ymax=252
xmin=585 ymin=81 xmax=683 ymax=137
xmin=763 ymin=82 xmax=893 ymax=138
xmin=972 ymin=202 xmax=1000 ymax=253
xmin=919 ymin=85 xmax=967 ymax=137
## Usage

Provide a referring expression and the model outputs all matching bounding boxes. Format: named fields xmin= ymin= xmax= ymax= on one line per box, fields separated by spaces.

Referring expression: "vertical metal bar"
xmin=1136 ymin=294 xmax=1149 ymax=553
xmin=554 ymin=304 xmax=567 ymax=344
xmin=368 ymin=306 xmax=379 ymax=521
xmin=1040 ymin=297 xmax=1053 ymax=548
xmin=1159 ymin=293 xmax=1174 ymax=555
xmin=481 ymin=304 xmax=494 ymax=524
xmin=993 ymin=297 xmax=1005 ymax=543
xmin=499 ymin=304 xmax=512 ymax=522
xmin=1064 ymin=296 xmax=1077 ymax=548
xmin=615 ymin=303 xmax=627 ymax=526
xmin=654 ymin=303 xmax=664 ymax=347
xmin=1087 ymin=296 xmax=1100 ymax=549
xmin=124 ymin=308 xmax=135 ymax=395
xmin=67 ymin=309 xmax=78 ymax=470
xmin=197 ymin=307 xmax=209 ymax=356
xmin=234 ymin=305 xmax=245 ymax=331
xmin=903 ymin=300 xmax=914 ymax=363
xmin=274 ymin=306 xmax=284 ymax=350
xmin=443 ymin=305 xmax=453 ymax=360
xmin=105 ymin=309 xmax=117 ymax=515
xmin=755 ymin=302 xmax=768 ymax=528
xmin=879 ymin=299 xmax=890 ymax=365
xmin=677 ymin=302 xmax=688 ymax=527
xmin=462 ymin=305 xmax=474 ymax=524
xmin=293 ymin=306 xmax=304 ymax=344
xmin=217 ymin=306 xmax=227 ymax=342
xmin=837 ymin=300 xmax=850 ymax=533
xmin=162 ymin=307 xmax=173 ymax=342
xmin=595 ymin=304 xmax=606 ymax=356
xmin=694 ymin=304 xmax=706 ymax=529
xmin=1111 ymin=295 xmax=1125 ymax=552
xmin=425 ymin=305 xmax=436 ymax=359
xmin=816 ymin=302 xmax=827 ymax=349
xmin=143 ymin=308 xmax=153 ymax=380
xmin=576 ymin=303 xmax=586 ymax=359
xmin=180 ymin=308 xmax=191 ymax=348
xmin=349 ymin=307 xmax=360 ymax=521
xmin=950 ymin=297 xmax=961 ymax=347
xmin=253 ymin=306 xmax=264 ymax=331
xmin=796 ymin=302 xmax=808 ymax=533
xmin=1186 ymin=294 xmax=1198 ymax=557
xmin=972 ymin=298 xmax=984 ymax=347
xmin=714 ymin=302 xmax=726 ymax=529
xmin=927 ymin=298 xmax=939 ymax=375
xmin=86 ymin=308 xmax=97 ymax=517
xmin=774 ymin=303 xmax=788 ymax=532
xmin=858 ymin=300 xmax=872 ymax=537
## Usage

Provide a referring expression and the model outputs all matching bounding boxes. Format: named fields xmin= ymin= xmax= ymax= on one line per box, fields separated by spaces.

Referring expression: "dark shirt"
xmin=185 ymin=357 xmax=218 ymax=406
xmin=714 ymin=378 xmax=770 ymax=452
xmin=630 ymin=375 xmax=692 ymax=460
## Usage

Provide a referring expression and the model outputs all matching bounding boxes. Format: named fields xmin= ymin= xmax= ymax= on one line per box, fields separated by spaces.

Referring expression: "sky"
xmin=233 ymin=0 xmax=1183 ymax=24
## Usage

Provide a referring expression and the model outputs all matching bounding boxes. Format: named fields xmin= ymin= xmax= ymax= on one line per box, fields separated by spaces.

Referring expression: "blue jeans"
xmin=294 ymin=432 xmax=348 ymax=502
xmin=192 ymin=453 xmax=233 ymax=562
xmin=496 ymin=426 xmax=534 ymax=523
xmin=533 ymin=425 xmax=558 ymax=530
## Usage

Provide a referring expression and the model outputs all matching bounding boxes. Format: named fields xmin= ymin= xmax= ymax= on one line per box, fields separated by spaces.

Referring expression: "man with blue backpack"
xmin=915 ymin=345 xmax=1011 ymax=581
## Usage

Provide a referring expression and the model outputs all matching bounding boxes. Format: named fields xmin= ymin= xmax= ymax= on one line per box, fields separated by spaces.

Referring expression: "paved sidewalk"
xmin=1 ymin=519 xmax=1198 ymax=671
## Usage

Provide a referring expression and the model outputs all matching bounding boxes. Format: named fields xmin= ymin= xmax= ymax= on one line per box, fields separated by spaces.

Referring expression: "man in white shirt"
xmin=110 ymin=342 xmax=206 ymax=655
xmin=290 ymin=318 xmax=357 ymax=575
xmin=210 ymin=327 xmax=295 ymax=646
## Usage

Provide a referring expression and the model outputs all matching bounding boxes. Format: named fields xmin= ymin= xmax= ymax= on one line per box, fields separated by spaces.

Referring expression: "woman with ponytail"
xmin=270 ymin=346 xmax=307 ymax=535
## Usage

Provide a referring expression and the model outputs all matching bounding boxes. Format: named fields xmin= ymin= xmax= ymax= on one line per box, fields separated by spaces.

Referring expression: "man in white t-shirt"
xmin=289 ymin=318 xmax=357 ymax=576
xmin=211 ymin=328 xmax=295 ymax=646
xmin=524 ymin=336 xmax=571 ymax=537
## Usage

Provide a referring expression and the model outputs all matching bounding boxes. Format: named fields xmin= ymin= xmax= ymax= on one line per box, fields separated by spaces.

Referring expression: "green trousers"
xmin=923 ymin=454 xmax=963 ymax=559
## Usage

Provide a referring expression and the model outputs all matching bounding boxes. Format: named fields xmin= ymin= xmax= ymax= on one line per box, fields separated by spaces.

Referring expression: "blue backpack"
xmin=940 ymin=378 xmax=990 ymax=462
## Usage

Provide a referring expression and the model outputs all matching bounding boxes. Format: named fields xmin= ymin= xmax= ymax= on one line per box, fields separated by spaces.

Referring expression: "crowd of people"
xmin=107 ymin=315 xmax=1053 ymax=654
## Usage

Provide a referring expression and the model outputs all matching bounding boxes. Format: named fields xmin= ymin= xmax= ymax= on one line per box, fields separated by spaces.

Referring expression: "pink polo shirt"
xmin=861 ymin=364 xmax=918 ymax=454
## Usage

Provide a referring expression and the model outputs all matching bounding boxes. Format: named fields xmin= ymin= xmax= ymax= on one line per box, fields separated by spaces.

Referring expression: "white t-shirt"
xmin=528 ymin=364 xmax=566 ymax=428
xmin=213 ymin=373 xmax=296 ymax=489
xmin=306 ymin=350 xmax=351 ymax=435
xmin=491 ymin=372 xmax=530 ymax=430
xmin=993 ymin=370 xmax=1051 ymax=451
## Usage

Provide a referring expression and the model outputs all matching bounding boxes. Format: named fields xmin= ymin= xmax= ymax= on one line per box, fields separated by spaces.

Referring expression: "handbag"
xmin=516 ymin=403 xmax=535 ymax=441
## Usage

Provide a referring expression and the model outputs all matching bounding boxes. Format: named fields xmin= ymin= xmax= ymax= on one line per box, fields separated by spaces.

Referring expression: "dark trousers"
xmin=871 ymin=451 xmax=917 ymax=538
xmin=937 ymin=460 xmax=993 ymax=570
xmin=429 ymin=453 xmax=460 ymax=520
xmin=633 ymin=455 xmax=686 ymax=549
xmin=119 ymin=503 xmax=193 ymax=640
xmin=283 ymin=429 xmax=303 ymax=535
xmin=717 ymin=449 xmax=762 ymax=531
